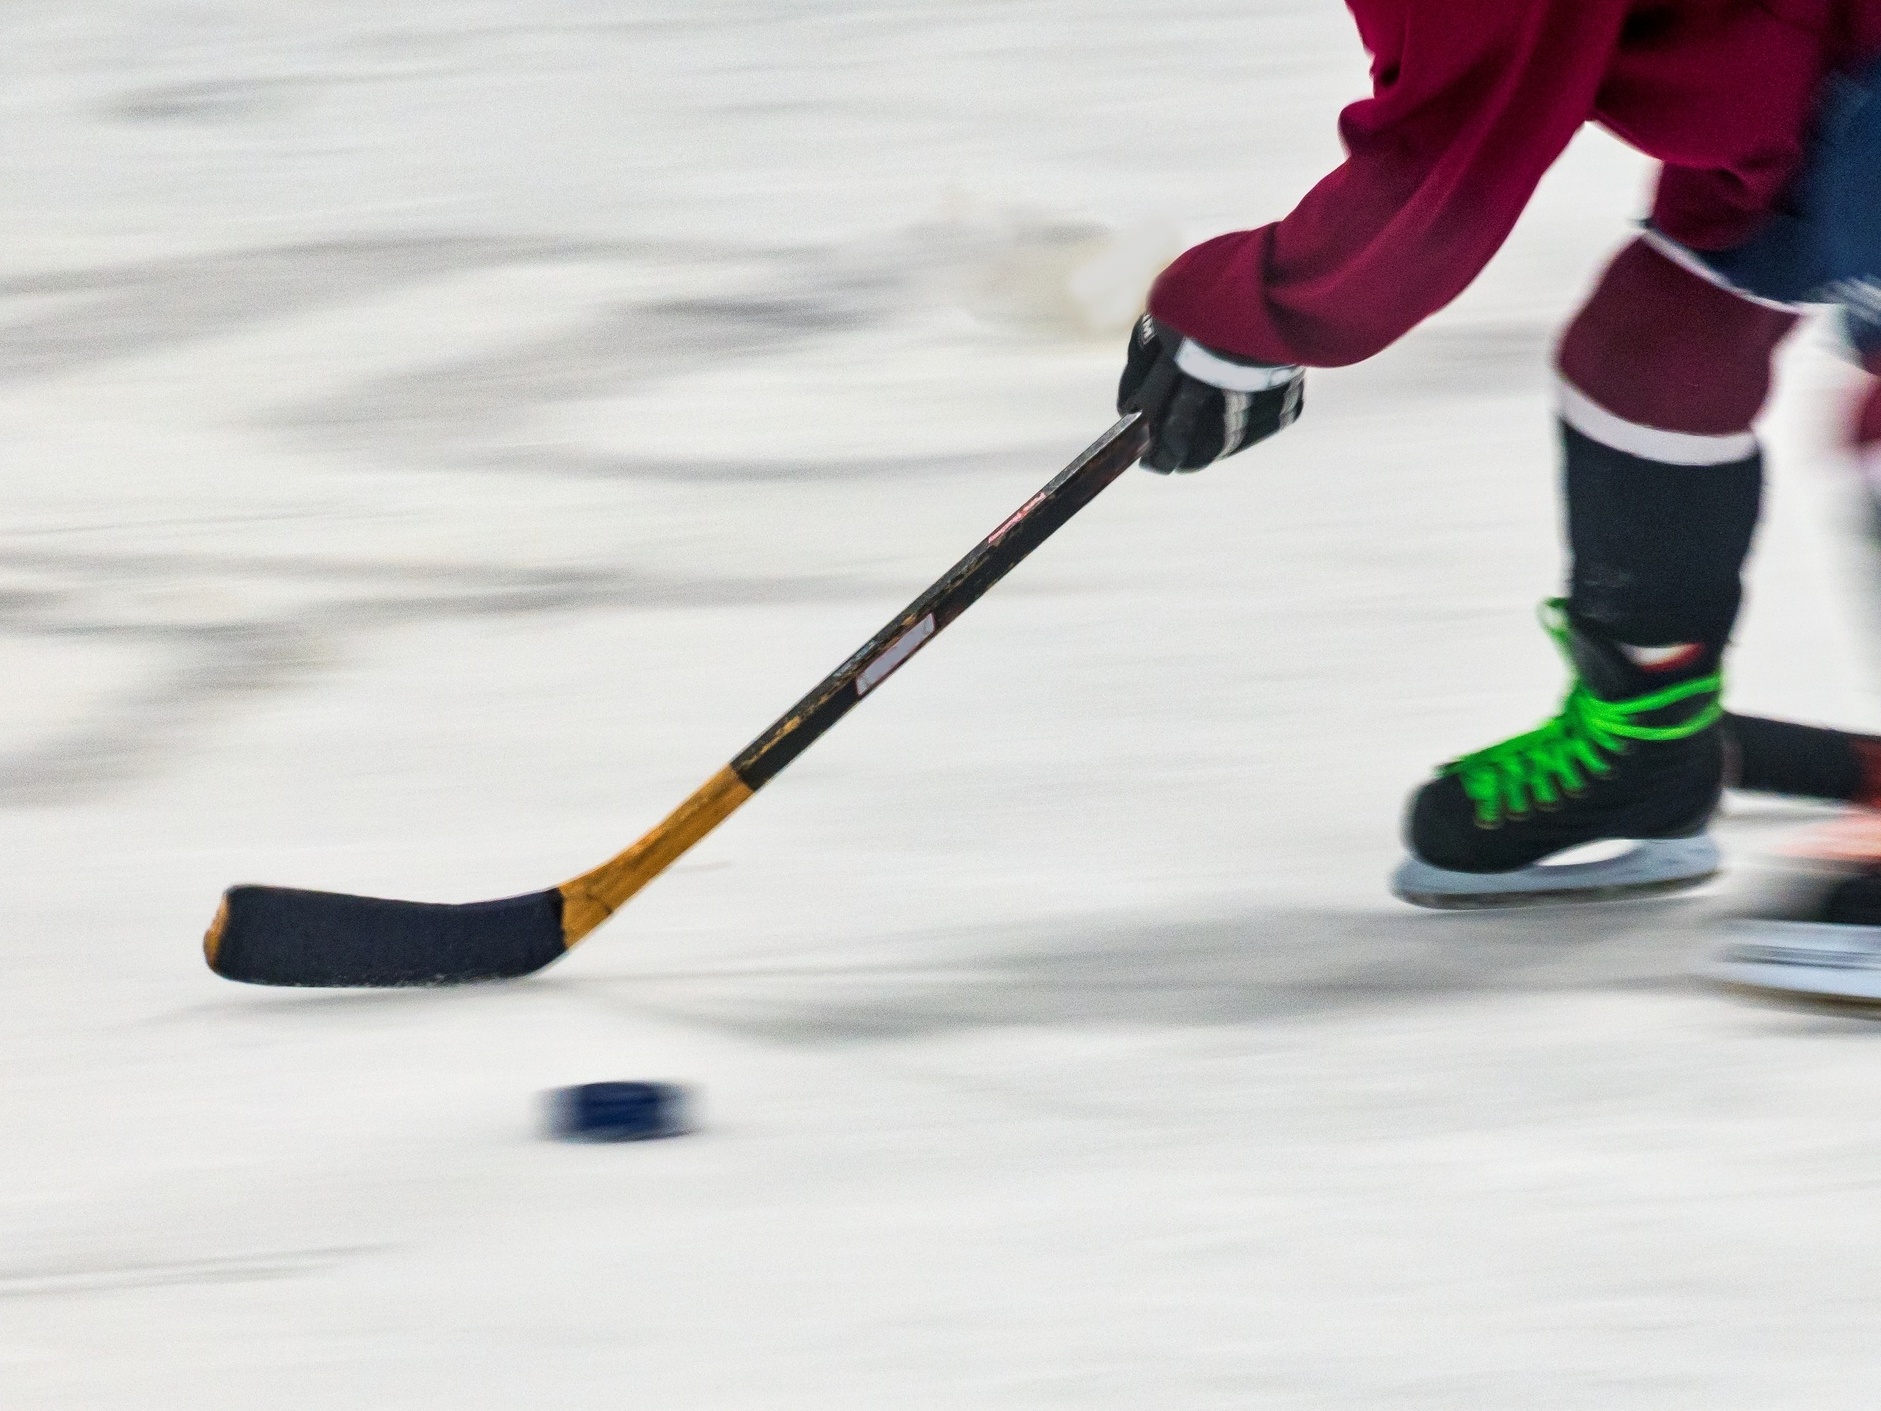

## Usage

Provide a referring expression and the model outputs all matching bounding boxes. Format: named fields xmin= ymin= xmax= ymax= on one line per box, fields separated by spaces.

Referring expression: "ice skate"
xmin=1705 ymin=814 xmax=1881 ymax=1010
xmin=1392 ymin=601 xmax=1724 ymax=908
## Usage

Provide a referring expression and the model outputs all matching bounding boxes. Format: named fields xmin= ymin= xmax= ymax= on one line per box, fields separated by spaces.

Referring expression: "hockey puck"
xmin=548 ymin=1082 xmax=689 ymax=1142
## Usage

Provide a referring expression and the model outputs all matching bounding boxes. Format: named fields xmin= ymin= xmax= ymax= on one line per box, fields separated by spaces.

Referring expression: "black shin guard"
xmin=1562 ymin=423 xmax=1762 ymax=647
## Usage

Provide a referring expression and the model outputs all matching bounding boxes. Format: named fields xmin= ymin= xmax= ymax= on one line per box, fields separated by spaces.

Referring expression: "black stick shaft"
xmin=730 ymin=413 xmax=1148 ymax=789
xmin=1725 ymin=712 xmax=1881 ymax=804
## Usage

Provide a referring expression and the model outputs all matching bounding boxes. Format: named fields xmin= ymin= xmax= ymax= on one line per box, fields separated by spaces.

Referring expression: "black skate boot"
xmin=1392 ymin=600 xmax=1725 ymax=908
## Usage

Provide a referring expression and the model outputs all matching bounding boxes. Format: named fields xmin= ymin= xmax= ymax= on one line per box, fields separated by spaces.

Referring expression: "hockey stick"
xmin=205 ymin=414 xmax=1152 ymax=986
xmin=1724 ymin=712 xmax=1881 ymax=805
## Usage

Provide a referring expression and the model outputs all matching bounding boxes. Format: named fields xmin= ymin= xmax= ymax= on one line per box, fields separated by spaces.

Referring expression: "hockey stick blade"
xmin=206 ymin=415 xmax=1150 ymax=987
xmin=208 ymin=885 xmax=568 ymax=987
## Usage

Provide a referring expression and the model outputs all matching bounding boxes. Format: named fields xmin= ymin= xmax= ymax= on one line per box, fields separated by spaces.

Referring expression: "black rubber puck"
xmin=547 ymin=1082 xmax=689 ymax=1141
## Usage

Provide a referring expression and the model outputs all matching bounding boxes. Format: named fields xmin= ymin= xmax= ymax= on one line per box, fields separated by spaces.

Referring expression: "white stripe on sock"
xmin=1557 ymin=378 xmax=1759 ymax=466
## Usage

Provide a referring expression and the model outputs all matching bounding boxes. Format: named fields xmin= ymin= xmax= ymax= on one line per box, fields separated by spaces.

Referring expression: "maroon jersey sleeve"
xmin=1147 ymin=0 xmax=1630 ymax=368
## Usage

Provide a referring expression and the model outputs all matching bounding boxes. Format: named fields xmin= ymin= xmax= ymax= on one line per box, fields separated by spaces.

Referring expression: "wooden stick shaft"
xmin=559 ymin=765 xmax=753 ymax=943
xmin=554 ymin=414 xmax=1148 ymax=949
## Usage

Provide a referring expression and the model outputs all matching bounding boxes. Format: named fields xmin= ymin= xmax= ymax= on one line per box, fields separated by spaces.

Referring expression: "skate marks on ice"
xmin=0 ymin=238 xmax=629 ymax=386
xmin=0 ymin=1246 xmax=379 ymax=1302
xmin=0 ymin=230 xmax=1108 ymax=475
xmin=580 ymin=897 xmax=1715 ymax=1044
xmin=78 ymin=6 xmax=780 ymax=133
xmin=97 ymin=31 xmax=496 ymax=130
xmin=263 ymin=216 xmax=1154 ymax=482
xmin=0 ymin=546 xmax=885 ymax=805
xmin=0 ymin=226 xmax=1093 ymax=804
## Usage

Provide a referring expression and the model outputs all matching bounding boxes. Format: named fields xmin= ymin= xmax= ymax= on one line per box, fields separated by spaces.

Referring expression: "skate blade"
xmin=1702 ymin=920 xmax=1881 ymax=1013
xmin=1390 ymin=834 xmax=1720 ymax=910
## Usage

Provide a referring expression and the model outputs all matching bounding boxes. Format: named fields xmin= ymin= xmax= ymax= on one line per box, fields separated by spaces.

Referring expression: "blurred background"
xmin=5 ymin=3 xmax=1881 ymax=1406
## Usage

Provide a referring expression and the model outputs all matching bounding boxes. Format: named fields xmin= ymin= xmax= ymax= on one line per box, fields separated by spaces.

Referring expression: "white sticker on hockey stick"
xmin=857 ymin=614 xmax=936 ymax=696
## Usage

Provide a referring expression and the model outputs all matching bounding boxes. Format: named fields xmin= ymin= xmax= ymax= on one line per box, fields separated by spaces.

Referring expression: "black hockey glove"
xmin=1117 ymin=315 xmax=1304 ymax=473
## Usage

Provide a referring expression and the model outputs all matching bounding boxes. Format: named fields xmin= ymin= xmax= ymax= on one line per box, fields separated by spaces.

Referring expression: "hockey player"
xmin=1120 ymin=1 xmax=1881 ymax=918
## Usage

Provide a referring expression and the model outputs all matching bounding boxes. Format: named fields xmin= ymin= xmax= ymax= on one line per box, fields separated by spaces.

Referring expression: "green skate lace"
xmin=1443 ymin=601 xmax=1722 ymax=828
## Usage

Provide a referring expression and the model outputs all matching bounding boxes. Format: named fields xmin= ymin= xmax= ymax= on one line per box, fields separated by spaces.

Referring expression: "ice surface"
xmin=5 ymin=3 xmax=1881 ymax=1407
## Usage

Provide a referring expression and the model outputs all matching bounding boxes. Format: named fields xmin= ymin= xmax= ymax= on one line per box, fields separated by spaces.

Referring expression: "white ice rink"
xmin=7 ymin=3 xmax=1881 ymax=1405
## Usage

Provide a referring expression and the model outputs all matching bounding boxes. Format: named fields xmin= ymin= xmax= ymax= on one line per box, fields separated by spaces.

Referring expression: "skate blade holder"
xmin=1392 ymin=834 xmax=1720 ymax=909
xmin=1704 ymin=919 xmax=1881 ymax=1010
